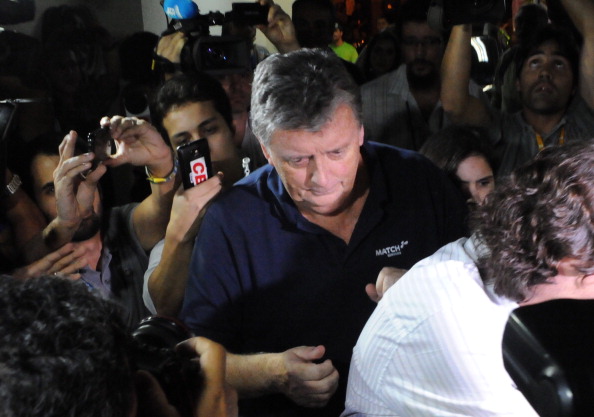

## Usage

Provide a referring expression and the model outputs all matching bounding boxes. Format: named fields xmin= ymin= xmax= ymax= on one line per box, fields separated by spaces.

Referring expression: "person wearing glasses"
xmin=360 ymin=0 xmax=486 ymax=151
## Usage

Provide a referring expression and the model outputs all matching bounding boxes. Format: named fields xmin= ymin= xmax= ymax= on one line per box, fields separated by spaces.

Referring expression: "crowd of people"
xmin=2 ymin=0 xmax=594 ymax=416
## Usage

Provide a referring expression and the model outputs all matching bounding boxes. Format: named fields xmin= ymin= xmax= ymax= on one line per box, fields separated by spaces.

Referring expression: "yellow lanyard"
xmin=536 ymin=127 xmax=565 ymax=151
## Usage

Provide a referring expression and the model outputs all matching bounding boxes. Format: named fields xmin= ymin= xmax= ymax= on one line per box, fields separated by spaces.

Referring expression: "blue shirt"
xmin=180 ymin=141 xmax=467 ymax=416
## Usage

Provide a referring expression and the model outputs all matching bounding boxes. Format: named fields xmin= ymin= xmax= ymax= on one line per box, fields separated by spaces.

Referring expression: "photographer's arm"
xmin=257 ymin=0 xmax=300 ymax=53
xmin=104 ymin=116 xmax=176 ymax=251
xmin=147 ymin=177 xmax=223 ymax=316
xmin=179 ymin=337 xmax=238 ymax=417
xmin=42 ymin=131 xmax=106 ymax=252
xmin=225 ymin=346 xmax=338 ymax=407
xmin=2 ymin=169 xmax=47 ymax=263
xmin=561 ymin=0 xmax=594 ymax=109
xmin=155 ymin=32 xmax=187 ymax=82
xmin=136 ymin=337 xmax=238 ymax=417
xmin=441 ymin=24 xmax=491 ymax=126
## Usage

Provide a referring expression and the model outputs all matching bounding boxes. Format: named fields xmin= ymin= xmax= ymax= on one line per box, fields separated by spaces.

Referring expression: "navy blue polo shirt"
xmin=180 ymin=141 xmax=467 ymax=416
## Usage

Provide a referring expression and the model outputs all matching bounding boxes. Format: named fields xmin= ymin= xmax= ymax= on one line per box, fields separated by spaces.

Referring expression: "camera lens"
xmin=205 ymin=47 xmax=228 ymax=65
xmin=131 ymin=316 xmax=193 ymax=349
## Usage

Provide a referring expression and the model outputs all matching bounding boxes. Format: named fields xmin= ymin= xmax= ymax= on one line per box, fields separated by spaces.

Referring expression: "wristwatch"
xmin=6 ymin=173 xmax=21 ymax=195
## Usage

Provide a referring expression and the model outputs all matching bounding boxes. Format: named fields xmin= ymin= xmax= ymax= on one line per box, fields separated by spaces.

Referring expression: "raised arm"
xmin=441 ymin=24 xmax=491 ymax=126
xmin=257 ymin=0 xmax=300 ymax=53
xmin=561 ymin=0 xmax=594 ymax=109
xmin=104 ymin=116 xmax=176 ymax=251
xmin=146 ymin=176 xmax=223 ymax=316
xmin=2 ymin=169 xmax=47 ymax=263
xmin=42 ymin=131 xmax=106 ymax=251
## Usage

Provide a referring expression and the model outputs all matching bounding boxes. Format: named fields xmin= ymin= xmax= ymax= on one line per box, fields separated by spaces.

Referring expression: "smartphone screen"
xmin=84 ymin=127 xmax=114 ymax=176
xmin=177 ymin=138 xmax=213 ymax=189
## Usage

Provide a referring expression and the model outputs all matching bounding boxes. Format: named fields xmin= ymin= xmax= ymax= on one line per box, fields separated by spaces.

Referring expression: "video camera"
xmin=0 ymin=0 xmax=35 ymax=25
xmin=130 ymin=316 xmax=200 ymax=417
xmin=428 ymin=0 xmax=510 ymax=31
xmin=160 ymin=0 xmax=269 ymax=75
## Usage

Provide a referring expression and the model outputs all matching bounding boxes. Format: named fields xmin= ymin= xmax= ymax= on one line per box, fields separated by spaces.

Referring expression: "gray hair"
xmin=251 ymin=48 xmax=362 ymax=147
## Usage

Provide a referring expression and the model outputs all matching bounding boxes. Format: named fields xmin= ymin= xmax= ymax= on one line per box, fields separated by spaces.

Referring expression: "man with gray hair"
xmin=179 ymin=48 xmax=467 ymax=416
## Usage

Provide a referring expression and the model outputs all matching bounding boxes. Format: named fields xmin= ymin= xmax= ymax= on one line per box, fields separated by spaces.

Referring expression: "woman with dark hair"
xmin=420 ymin=125 xmax=496 ymax=205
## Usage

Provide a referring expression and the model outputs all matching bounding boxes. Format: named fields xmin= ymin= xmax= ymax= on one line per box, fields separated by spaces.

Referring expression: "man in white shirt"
xmin=343 ymin=141 xmax=594 ymax=416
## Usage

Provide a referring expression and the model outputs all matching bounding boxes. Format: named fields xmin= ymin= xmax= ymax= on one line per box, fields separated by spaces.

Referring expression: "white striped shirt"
xmin=342 ymin=237 xmax=538 ymax=416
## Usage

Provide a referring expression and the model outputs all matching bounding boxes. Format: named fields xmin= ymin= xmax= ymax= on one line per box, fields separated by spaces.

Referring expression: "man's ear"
xmin=556 ymin=257 xmax=581 ymax=277
xmin=515 ymin=78 xmax=521 ymax=93
xmin=260 ymin=142 xmax=274 ymax=166
xmin=358 ymin=125 xmax=365 ymax=146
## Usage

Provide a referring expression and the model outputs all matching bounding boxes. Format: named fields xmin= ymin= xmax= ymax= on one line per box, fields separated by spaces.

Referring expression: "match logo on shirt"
xmin=375 ymin=241 xmax=409 ymax=258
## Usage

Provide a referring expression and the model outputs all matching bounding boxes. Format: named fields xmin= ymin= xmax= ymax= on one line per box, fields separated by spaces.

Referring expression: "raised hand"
xmin=101 ymin=116 xmax=173 ymax=177
xmin=53 ymin=131 xmax=105 ymax=231
xmin=12 ymin=243 xmax=87 ymax=280
xmin=257 ymin=0 xmax=300 ymax=53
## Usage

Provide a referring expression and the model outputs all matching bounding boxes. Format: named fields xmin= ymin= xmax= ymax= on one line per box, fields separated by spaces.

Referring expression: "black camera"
xmin=161 ymin=1 xmax=269 ymax=75
xmin=86 ymin=126 xmax=114 ymax=173
xmin=130 ymin=316 xmax=200 ymax=417
xmin=428 ymin=0 xmax=509 ymax=30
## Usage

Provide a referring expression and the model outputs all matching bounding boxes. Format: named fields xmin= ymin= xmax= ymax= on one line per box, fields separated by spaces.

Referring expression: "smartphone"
xmin=87 ymin=127 xmax=114 ymax=170
xmin=177 ymin=138 xmax=213 ymax=190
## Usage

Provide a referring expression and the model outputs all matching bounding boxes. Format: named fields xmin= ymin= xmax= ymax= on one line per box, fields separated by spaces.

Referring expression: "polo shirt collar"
xmin=265 ymin=141 xmax=387 ymax=235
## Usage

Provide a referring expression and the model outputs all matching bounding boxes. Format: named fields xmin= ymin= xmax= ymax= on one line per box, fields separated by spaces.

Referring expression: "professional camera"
xmin=428 ymin=0 xmax=509 ymax=30
xmin=130 ymin=316 xmax=200 ymax=417
xmin=160 ymin=0 xmax=269 ymax=75
xmin=0 ymin=0 xmax=34 ymax=25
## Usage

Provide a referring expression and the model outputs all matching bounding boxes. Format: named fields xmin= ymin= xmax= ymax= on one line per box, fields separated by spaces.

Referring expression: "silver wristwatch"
xmin=6 ymin=174 xmax=22 ymax=195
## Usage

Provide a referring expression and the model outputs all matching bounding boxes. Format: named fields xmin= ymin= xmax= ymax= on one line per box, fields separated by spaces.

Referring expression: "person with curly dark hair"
xmin=475 ymin=142 xmax=594 ymax=303
xmin=343 ymin=141 xmax=594 ymax=416
xmin=0 ymin=275 xmax=237 ymax=417
xmin=0 ymin=275 xmax=134 ymax=417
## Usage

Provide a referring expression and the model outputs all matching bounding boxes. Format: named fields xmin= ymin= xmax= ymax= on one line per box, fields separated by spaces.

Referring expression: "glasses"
xmin=401 ymin=37 xmax=442 ymax=48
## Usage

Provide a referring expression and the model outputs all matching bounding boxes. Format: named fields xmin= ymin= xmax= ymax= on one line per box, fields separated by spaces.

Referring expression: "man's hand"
xmin=365 ymin=266 xmax=407 ymax=303
xmin=53 ymin=131 xmax=105 ymax=231
xmin=102 ymin=116 xmax=173 ymax=177
xmin=136 ymin=337 xmax=237 ymax=417
xmin=178 ymin=337 xmax=238 ymax=417
xmin=12 ymin=243 xmax=86 ymax=280
xmin=257 ymin=0 xmax=300 ymax=53
xmin=135 ymin=371 xmax=181 ymax=417
xmin=167 ymin=174 xmax=224 ymax=244
xmin=156 ymin=32 xmax=187 ymax=64
xmin=277 ymin=345 xmax=339 ymax=408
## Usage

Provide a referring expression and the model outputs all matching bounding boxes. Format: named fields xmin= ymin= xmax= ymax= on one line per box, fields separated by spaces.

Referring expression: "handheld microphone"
xmin=163 ymin=0 xmax=199 ymax=20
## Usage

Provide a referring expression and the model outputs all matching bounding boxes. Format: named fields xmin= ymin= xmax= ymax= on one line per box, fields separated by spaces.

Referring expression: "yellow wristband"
xmin=145 ymin=162 xmax=177 ymax=184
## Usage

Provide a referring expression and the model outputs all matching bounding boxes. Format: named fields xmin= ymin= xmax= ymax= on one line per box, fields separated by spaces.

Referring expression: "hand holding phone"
xmin=177 ymin=138 xmax=213 ymax=190
xmin=86 ymin=127 xmax=114 ymax=170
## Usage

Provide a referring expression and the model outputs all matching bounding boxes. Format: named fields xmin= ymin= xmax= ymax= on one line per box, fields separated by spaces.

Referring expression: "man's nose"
xmin=538 ymin=64 xmax=553 ymax=79
xmin=309 ymin=157 xmax=330 ymax=187
xmin=414 ymin=43 xmax=427 ymax=57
